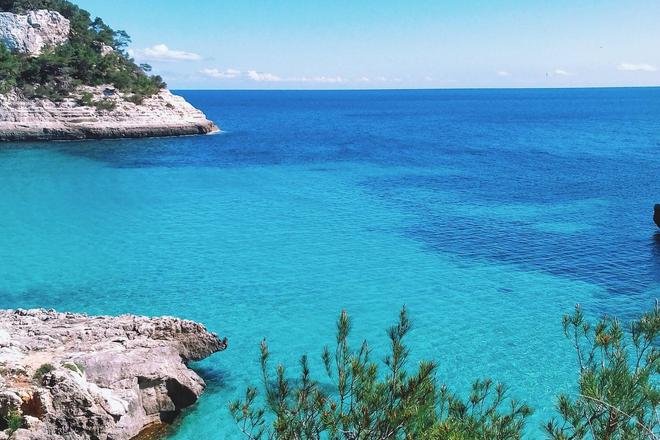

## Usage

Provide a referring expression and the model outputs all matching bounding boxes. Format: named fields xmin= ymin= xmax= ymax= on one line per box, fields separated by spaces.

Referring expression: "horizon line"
xmin=171 ymin=85 xmax=660 ymax=92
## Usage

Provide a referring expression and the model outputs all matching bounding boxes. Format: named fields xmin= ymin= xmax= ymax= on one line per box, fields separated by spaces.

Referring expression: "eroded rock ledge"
xmin=0 ymin=309 xmax=227 ymax=440
xmin=0 ymin=87 xmax=219 ymax=141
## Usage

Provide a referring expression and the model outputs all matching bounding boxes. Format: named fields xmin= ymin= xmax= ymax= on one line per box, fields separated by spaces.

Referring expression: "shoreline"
xmin=0 ymin=88 xmax=219 ymax=142
xmin=0 ymin=121 xmax=220 ymax=142
xmin=0 ymin=309 xmax=227 ymax=440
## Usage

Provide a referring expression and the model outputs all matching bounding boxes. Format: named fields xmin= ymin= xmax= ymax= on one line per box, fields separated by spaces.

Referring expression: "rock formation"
xmin=0 ymin=87 xmax=219 ymax=141
xmin=0 ymin=10 xmax=70 ymax=55
xmin=0 ymin=309 xmax=227 ymax=440
xmin=0 ymin=8 xmax=219 ymax=141
xmin=655 ymin=204 xmax=660 ymax=228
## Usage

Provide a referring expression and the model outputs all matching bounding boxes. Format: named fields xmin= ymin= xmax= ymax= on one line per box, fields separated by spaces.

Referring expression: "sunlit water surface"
xmin=1 ymin=89 xmax=659 ymax=438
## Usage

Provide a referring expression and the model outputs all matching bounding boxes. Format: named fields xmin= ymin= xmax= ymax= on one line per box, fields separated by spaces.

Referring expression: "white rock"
xmin=0 ymin=86 xmax=219 ymax=141
xmin=0 ymin=10 xmax=70 ymax=55
xmin=0 ymin=309 xmax=228 ymax=440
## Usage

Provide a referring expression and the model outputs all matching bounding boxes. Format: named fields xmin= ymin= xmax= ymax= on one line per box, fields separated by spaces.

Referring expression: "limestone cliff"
xmin=0 ymin=8 xmax=219 ymax=141
xmin=0 ymin=86 xmax=219 ymax=141
xmin=0 ymin=309 xmax=228 ymax=440
xmin=0 ymin=10 xmax=70 ymax=55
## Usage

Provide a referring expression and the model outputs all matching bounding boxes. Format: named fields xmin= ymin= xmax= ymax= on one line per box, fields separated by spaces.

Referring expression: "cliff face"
xmin=0 ymin=86 xmax=219 ymax=141
xmin=0 ymin=10 xmax=70 ymax=55
xmin=0 ymin=8 xmax=219 ymax=141
xmin=0 ymin=309 xmax=228 ymax=440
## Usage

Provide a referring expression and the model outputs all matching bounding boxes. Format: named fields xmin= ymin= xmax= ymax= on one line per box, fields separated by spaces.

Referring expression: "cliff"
xmin=0 ymin=9 xmax=69 ymax=55
xmin=0 ymin=86 xmax=219 ymax=141
xmin=0 ymin=309 xmax=228 ymax=440
xmin=0 ymin=7 xmax=218 ymax=141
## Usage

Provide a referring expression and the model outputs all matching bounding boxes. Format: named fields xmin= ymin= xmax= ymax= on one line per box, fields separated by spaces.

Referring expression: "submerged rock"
xmin=0 ymin=309 xmax=227 ymax=439
xmin=655 ymin=204 xmax=660 ymax=228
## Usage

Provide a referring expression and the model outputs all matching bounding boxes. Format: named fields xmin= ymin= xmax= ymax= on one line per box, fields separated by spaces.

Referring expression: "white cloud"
xmin=247 ymin=70 xmax=282 ymax=82
xmin=618 ymin=63 xmax=657 ymax=72
xmin=198 ymin=69 xmax=396 ymax=85
xmin=244 ymin=71 xmax=346 ymax=83
xmin=497 ymin=70 xmax=510 ymax=77
xmin=554 ymin=69 xmax=571 ymax=76
xmin=201 ymin=68 xmax=241 ymax=79
xmin=297 ymin=76 xmax=344 ymax=83
xmin=135 ymin=44 xmax=202 ymax=62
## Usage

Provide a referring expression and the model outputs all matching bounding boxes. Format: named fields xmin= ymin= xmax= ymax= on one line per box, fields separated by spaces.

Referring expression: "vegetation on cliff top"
xmin=232 ymin=303 xmax=659 ymax=439
xmin=0 ymin=0 xmax=165 ymax=103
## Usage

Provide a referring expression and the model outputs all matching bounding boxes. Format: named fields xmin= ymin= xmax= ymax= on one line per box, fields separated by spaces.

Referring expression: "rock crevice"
xmin=0 ymin=309 xmax=227 ymax=440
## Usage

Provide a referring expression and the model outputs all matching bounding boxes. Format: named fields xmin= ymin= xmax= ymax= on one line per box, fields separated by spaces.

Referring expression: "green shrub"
xmin=4 ymin=409 xmax=22 ymax=436
xmin=62 ymin=362 xmax=85 ymax=374
xmin=545 ymin=303 xmax=660 ymax=439
xmin=78 ymin=91 xmax=94 ymax=106
xmin=33 ymin=363 xmax=55 ymax=380
xmin=125 ymin=93 xmax=145 ymax=105
xmin=0 ymin=0 xmax=166 ymax=100
xmin=92 ymin=98 xmax=116 ymax=112
xmin=230 ymin=308 xmax=531 ymax=439
xmin=232 ymin=303 xmax=659 ymax=439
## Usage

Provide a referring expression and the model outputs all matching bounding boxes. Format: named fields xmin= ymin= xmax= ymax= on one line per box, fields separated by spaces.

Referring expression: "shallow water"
xmin=1 ymin=89 xmax=659 ymax=438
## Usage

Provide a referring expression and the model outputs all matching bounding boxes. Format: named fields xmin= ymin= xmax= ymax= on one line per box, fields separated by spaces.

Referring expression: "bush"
xmin=230 ymin=308 xmax=531 ymax=439
xmin=125 ymin=93 xmax=145 ymax=105
xmin=4 ymin=409 xmax=22 ymax=436
xmin=62 ymin=362 xmax=85 ymax=374
xmin=545 ymin=303 xmax=660 ymax=439
xmin=33 ymin=363 xmax=55 ymax=380
xmin=78 ymin=91 xmax=93 ymax=106
xmin=232 ymin=304 xmax=659 ymax=439
xmin=92 ymin=98 xmax=116 ymax=112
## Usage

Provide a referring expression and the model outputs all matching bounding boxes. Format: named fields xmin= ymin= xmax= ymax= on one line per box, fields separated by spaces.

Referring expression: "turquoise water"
xmin=1 ymin=89 xmax=659 ymax=438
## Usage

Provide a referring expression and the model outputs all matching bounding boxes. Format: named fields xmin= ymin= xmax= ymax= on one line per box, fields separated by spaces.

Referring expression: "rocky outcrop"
xmin=0 ymin=87 xmax=219 ymax=141
xmin=655 ymin=204 xmax=660 ymax=228
xmin=0 ymin=309 xmax=227 ymax=440
xmin=0 ymin=10 xmax=70 ymax=55
xmin=0 ymin=8 xmax=218 ymax=141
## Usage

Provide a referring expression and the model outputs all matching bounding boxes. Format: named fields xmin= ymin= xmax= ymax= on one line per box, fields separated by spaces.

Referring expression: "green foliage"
xmin=230 ymin=308 xmax=531 ymax=439
xmin=78 ymin=91 xmax=93 ymax=106
xmin=0 ymin=43 xmax=19 ymax=93
xmin=0 ymin=0 xmax=165 ymax=101
xmin=4 ymin=408 xmax=22 ymax=436
xmin=91 ymin=97 xmax=116 ymax=111
xmin=33 ymin=363 xmax=55 ymax=380
xmin=545 ymin=303 xmax=660 ymax=440
xmin=125 ymin=93 xmax=145 ymax=105
xmin=232 ymin=304 xmax=660 ymax=439
xmin=423 ymin=380 xmax=532 ymax=440
xmin=62 ymin=362 xmax=85 ymax=374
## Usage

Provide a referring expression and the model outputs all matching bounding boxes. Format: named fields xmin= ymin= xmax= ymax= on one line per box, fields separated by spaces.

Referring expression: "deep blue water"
xmin=1 ymin=88 xmax=659 ymax=438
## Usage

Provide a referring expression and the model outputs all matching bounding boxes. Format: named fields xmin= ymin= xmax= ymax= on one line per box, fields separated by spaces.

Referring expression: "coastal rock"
xmin=0 ymin=10 xmax=70 ymax=55
xmin=655 ymin=204 xmax=660 ymax=228
xmin=0 ymin=309 xmax=227 ymax=439
xmin=0 ymin=86 xmax=219 ymax=141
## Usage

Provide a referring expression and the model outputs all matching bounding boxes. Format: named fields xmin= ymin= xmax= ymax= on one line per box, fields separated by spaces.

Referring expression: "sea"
xmin=1 ymin=88 xmax=659 ymax=438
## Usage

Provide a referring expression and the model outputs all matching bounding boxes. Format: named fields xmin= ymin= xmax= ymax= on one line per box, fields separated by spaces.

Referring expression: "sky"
xmin=75 ymin=0 xmax=660 ymax=90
